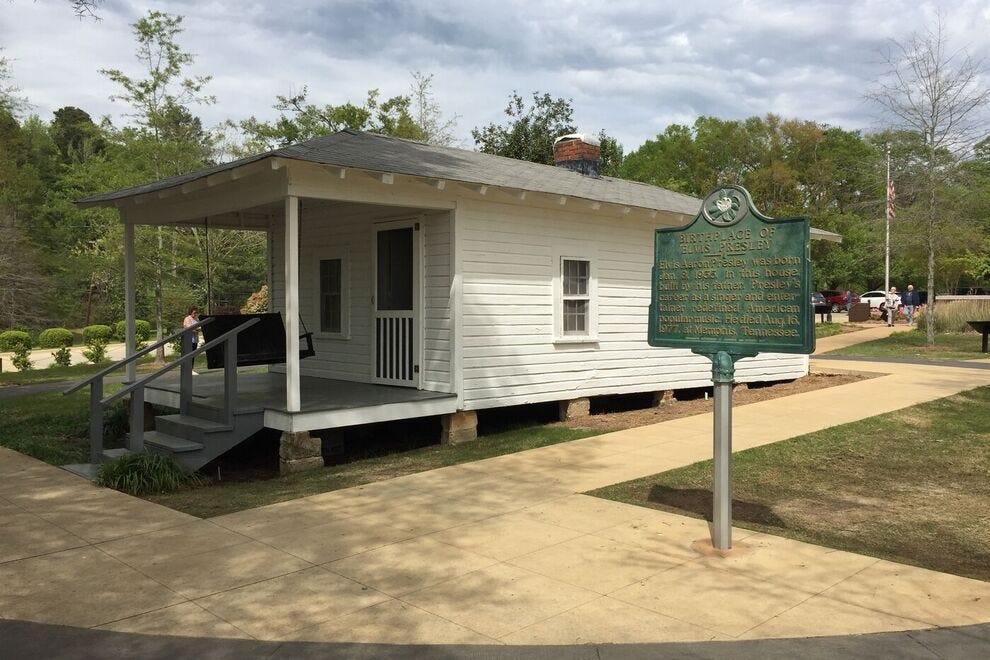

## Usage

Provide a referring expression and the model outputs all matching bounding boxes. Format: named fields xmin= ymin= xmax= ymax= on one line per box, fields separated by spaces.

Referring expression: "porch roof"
xmin=76 ymin=128 xmax=701 ymax=215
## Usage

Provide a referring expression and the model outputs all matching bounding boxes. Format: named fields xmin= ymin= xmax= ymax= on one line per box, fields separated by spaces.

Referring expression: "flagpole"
xmin=884 ymin=143 xmax=891 ymax=313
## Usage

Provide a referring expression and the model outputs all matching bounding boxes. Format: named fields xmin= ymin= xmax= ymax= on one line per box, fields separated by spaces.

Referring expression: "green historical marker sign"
xmin=647 ymin=185 xmax=814 ymax=551
xmin=648 ymin=185 xmax=814 ymax=357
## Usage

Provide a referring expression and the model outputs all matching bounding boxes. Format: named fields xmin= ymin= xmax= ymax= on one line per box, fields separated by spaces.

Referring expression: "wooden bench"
xmin=201 ymin=312 xmax=315 ymax=369
xmin=967 ymin=320 xmax=990 ymax=353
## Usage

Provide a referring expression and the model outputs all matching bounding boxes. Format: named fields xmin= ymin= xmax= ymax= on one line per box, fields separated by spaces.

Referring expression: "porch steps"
xmin=144 ymin=408 xmax=266 ymax=471
xmin=144 ymin=431 xmax=204 ymax=454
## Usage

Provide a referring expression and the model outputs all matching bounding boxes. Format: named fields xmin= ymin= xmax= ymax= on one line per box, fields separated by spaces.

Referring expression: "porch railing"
xmin=64 ymin=316 xmax=260 ymax=464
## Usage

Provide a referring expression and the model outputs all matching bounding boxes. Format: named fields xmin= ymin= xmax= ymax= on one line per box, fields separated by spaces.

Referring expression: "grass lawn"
xmin=149 ymin=425 xmax=603 ymax=518
xmin=0 ymin=389 xmax=126 ymax=465
xmin=589 ymin=386 xmax=990 ymax=581
xmin=0 ymin=354 xmax=208 ymax=387
xmin=814 ymin=323 xmax=845 ymax=339
xmin=824 ymin=329 xmax=987 ymax=360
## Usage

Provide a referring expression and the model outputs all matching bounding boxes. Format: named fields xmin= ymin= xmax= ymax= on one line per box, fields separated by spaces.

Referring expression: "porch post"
xmin=284 ymin=195 xmax=301 ymax=412
xmin=123 ymin=221 xmax=137 ymax=382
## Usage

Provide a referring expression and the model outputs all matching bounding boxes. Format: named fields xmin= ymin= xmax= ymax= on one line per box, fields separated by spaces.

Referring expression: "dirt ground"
xmin=556 ymin=371 xmax=871 ymax=432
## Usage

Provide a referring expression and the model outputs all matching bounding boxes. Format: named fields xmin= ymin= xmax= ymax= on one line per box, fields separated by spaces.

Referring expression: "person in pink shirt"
xmin=182 ymin=306 xmax=200 ymax=350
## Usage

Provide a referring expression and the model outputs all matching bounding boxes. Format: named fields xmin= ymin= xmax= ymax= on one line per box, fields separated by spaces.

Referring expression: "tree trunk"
xmin=926 ymin=185 xmax=936 ymax=346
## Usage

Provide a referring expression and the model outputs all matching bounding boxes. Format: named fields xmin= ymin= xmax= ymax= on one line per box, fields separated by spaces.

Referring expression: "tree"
xmin=229 ymin=71 xmax=455 ymax=156
xmin=408 ymin=71 xmax=458 ymax=147
xmin=51 ymin=106 xmax=105 ymax=163
xmin=472 ymin=91 xmax=623 ymax=175
xmin=0 ymin=49 xmax=27 ymax=116
xmin=867 ymin=17 xmax=990 ymax=344
xmin=101 ymin=10 xmax=216 ymax=361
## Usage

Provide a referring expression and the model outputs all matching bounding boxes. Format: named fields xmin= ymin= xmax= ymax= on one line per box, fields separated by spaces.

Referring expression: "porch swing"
xmin=197 ymin=217 xmax=316 ymax=370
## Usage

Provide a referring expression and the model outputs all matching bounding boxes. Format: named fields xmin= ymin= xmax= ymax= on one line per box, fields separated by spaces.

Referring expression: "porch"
xmin=145 ymin=371 xmax=459 ymax=433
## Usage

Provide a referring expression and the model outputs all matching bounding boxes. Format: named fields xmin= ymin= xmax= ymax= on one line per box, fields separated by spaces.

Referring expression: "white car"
xmin=859 ymin=290 xmax=902 ymax=310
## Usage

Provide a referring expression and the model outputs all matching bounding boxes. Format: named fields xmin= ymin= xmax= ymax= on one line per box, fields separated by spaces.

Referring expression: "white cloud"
xmin=1 ymin=0 xmax=987 ymax=153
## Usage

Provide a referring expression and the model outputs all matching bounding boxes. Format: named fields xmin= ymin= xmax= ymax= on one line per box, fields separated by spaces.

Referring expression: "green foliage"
xmin=472 ymin=91 xmax=623 ymax=175
xmin=37 ymin=327 xmax=74 ymax=348
xmin=0 ymin=330 xmax=32 ymax=351
xmin=81 ymin=337 xmax=108 ymax=364
xmin=11 ymin=346 xmax=32 ymax=371
xmin=51 ymin=346 xmax=72 ymax=368
xmin=82 ymin=324 xmax=112 ymax=343
xmin=113 ymin=319 xmax=152 ymax=342
xmin=97 ymin=453 xmax=200 ymax=495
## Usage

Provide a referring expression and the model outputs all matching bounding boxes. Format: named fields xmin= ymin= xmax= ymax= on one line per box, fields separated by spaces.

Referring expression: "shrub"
xmin=0 ymin=330 xmax=32 ymax=352
xmin=82 ymin=324 xmax=113 ymax=344
xmin=113 ymin=319 xmax=152 ymax=343
xmin=82 ymin=338 xmax=108 ymax=364
xmin=917 ymin=300 xmax=990 ymax=334
xmin=96 ymin=453 xmax=200 ymax=495
xmin=51 ymin=346 xmax=72 ymax=367
xmin=11 ymin=346 xmax=32 ymax=371
xmin=37 ymin=327 xmax=74 ymax=349
xmin=241 ymin=284 xmax=268 ymax=313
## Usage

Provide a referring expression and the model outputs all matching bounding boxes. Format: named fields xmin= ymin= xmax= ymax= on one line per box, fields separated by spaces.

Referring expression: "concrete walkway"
xmin=1 ymin=344 xmax=989 ymax=651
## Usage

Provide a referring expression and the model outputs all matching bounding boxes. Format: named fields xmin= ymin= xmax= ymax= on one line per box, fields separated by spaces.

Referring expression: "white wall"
xmin=456 ymin=197 xmax=808 ymax=410
xmin=271 ymin=201 xmax=452 ymax=389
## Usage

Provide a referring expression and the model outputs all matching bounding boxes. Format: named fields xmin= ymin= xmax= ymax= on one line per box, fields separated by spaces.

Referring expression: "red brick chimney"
xmin=553 ymin=133 xmax=601 ymax=177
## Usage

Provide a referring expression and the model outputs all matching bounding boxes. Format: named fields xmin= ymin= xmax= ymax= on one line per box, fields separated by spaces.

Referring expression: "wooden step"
xmin=156 ymin=414 xmax=232 ymax=439
xmin=144 ymin=431 xmax=205 ymax=454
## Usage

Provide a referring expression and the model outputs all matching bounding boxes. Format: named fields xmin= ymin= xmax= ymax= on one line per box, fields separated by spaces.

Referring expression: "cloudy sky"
xmin=2 ymin=0 xmax=988 ymax=153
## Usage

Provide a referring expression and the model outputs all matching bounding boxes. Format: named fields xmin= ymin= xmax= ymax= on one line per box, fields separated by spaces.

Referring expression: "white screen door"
xmin=373 ymin=223 xmax=418 ymax=386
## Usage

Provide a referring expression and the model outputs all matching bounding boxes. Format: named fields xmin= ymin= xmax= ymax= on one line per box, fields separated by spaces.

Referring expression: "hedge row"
xmin=2 ymin=320 xmax=152 ymax=351
xmin=0 ymin=330 xmax=32 ymax=352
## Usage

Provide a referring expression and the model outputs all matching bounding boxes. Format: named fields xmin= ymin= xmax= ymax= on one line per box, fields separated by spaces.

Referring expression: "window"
xmin=318 ymin=257 xmax=345 ymax=335
xmin=561 ymin=258 xmax=591 ymax=336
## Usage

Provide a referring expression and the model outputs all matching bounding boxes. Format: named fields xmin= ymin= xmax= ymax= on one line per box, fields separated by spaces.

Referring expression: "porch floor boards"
xmin=147 ymin=371 xmax=456 ymax=414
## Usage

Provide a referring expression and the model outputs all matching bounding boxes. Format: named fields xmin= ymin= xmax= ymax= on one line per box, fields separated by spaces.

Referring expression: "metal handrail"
xmin=104 ymin=318 xmax=260 ymax=406
xmin=63 ymin=317 xmax=216 ymax=395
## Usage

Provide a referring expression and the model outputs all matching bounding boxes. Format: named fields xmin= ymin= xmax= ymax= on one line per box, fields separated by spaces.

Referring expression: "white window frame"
xmin=554 ymin=255 xmax=598 ymax=343
xmin=312 ymin=251 xmax=350 ymax=339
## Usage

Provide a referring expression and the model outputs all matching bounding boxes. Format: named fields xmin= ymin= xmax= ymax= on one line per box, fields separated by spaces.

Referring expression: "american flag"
xmin=886 ymin=179 xmax=896 ymax=221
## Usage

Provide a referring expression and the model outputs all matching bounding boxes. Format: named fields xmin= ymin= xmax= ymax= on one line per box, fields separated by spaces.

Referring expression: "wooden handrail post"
xmin=129 ymin=387 xmax=145 ymax=453
xmin=224 ymin=333 xmax=238 ymax=425
xmin=180 ymin=330 xmax=193 ymax=415
xmin=89 ymin=379 xmax=104 ymax=464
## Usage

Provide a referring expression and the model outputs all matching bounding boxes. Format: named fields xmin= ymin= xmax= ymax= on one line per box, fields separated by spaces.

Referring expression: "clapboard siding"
xmin=270 ymin=202 xmax=452 ymax=389
xmin=457 ymin=198 xmax=807 ymax=410
xmin=421 ymin=212 xmax=453 ymax=392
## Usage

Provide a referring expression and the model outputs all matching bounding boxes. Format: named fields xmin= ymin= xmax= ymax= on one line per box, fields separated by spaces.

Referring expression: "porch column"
xmin=123 ymin=221 xmax=137 ymax=382
xmin=284 ymin=195 xmax=301 ymax=412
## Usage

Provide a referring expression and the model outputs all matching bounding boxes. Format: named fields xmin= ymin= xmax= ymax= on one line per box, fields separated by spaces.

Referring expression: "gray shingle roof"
xmin=77 ymin=129 xmax=702 ymax=214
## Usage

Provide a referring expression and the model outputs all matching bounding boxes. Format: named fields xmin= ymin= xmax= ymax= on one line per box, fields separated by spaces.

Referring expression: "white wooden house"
xmin=77 ymin=130 xmax=809 ymax=472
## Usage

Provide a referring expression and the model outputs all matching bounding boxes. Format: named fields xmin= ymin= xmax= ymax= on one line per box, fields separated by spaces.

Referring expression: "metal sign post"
xmin=648 ymin=185 xmax=813 ymax=551
xmin=711 ymin=351 xmax=734 ymax=549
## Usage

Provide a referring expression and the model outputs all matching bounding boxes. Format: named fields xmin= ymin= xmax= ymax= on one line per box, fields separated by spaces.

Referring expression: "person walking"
xmin=902 ymin=284 xmax=920 ymax=325
xmin=885 ymin=287 xmax=899 ymax=327
xmin=845 ymin=289 xmax=854 ymax=314
xmin=182 ymin=306 xmax=201 ymax=350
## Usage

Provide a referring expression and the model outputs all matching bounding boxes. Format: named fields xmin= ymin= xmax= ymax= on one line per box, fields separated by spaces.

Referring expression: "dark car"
xmin=811 ymin=292 xmax=830 ymax=315
xmin=820 ymin=290 xmax=859 ymax=312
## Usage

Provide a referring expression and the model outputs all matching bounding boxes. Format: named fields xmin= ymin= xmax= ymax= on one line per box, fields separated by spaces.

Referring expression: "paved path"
xmin=1 ymin=338 xmax=989 ymax=653
xmin=0 ymin=342 xmax=128 ymax=372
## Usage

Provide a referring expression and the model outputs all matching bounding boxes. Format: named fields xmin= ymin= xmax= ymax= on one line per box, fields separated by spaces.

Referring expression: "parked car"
xmin=820 ymin=290 xmax=859 ymax=312
xmin=811 ymin=291 xmax=830 ymax=315
xmin=860 ymin=290 xmax=902 ymax=310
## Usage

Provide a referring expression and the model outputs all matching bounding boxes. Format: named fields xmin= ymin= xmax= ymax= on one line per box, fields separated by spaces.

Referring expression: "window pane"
xmin=320 ymin=259 xmax=342 ymax=333
xmin=563 ymin=259 xmax=588 ymax=296
xmin=563 ymin=299 xmax=588 ymax=334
